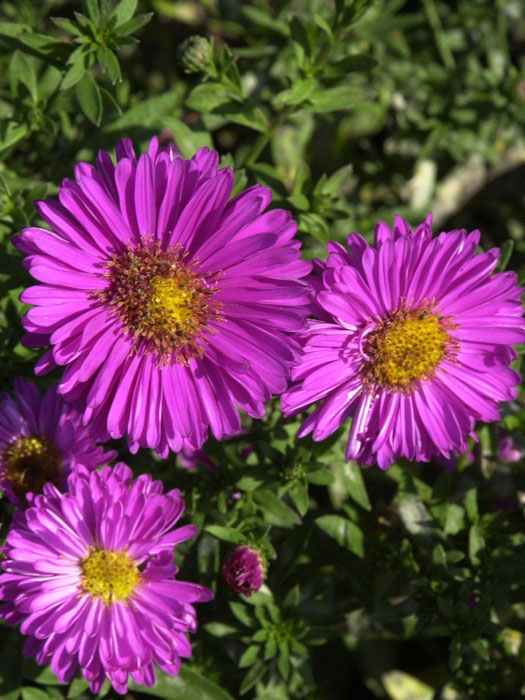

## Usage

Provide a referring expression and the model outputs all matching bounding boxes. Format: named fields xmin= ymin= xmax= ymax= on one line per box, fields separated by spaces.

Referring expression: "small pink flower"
xmin=498 ymin=436 xmax=522 ymax=463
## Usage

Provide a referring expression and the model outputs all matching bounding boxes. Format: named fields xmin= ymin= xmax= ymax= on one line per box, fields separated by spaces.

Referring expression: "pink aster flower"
xmin=0 ymin=462 xmax=213 ymax=693
xmin=0 ymin=377 xmax=115 ymax=506
xmin=499 ymin=435 xmax=522 ymax=463
xmin=14 ymin=138 xmax=311 ymax=456
xmin=223 ymin=545 xmax=265 ymax=596
xmin=282 ymin=215 xmax=525 ymax=469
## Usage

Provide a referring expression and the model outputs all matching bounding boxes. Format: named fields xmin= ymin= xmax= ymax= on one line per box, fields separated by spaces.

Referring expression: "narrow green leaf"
xmin=61 ymin=63 xmax=86 ymax=91
xmin=464 ymin=487 xmax=479 ymax=523
xmin=10 ymin=51 xmax=37 ymax=101
xmin=272 ymin=79 xmax=317 ymax=109
xmin=239 ymin=661 xmax=265 ymax=695
xmin=205 ymin=525 xmax=245 ymax=544
xmin=469 ymin=523 xmax=485 ymax=565
xmin=21 ymin=689 xmax=51 ymax=700
xmin=113 ymin=0 xmax=138 ymax=25
xmin=239 ymin=645 xmax=260 ymax=669
xmin=186 ymin=83 xmax=237 ymax=113
xmin=306 ymin=85 xmax=368 ymax=112
xmin=0 ymin=121 xmax=29 ymax=152
xmin=75 ymin=71 xmax=103 ymax=125
xmin=113 ymin=13 xmax=153 ymax=37
xmin=229 ymin=601 xmax=254 ymax=628
xmin=253 ymin=489 xmax=301 ymax=528
xmin=51 ymin=16 xmax=84 ymax=36
xmin=130 ymin=667 xmax=235 ymax=700
xmin=82 ymin=0 xmax=100 ymax=24
xmin=315 ymin=514 xmax=364 ymax=557
xmin=342 ymin=461 xmax=371 ymax=511
xmin=382 ymin=670 xmax=433 ymax=700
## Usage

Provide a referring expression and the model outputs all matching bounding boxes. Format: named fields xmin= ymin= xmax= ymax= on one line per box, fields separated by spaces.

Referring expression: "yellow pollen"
xmin=81 ymin=550 xmax=140 ymax=604
xmin=149 ymin=275 xmax=196 ymax=330
xmin=361 ymin=309 xmax=451 ymax=391
xmin=3 ymin=436 xmax=62 ymax=499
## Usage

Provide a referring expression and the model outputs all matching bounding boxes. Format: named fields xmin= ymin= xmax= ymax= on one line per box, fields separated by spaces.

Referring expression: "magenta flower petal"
xmin=282 ymin=216 xmax=525 ymax=469
xmin=0 ymin=463 xmax=213 ymax=694
xmin=0 ymin=378 xmax=115 ymax=506
xmin=16 ymin=139 xmax=311 ymax=455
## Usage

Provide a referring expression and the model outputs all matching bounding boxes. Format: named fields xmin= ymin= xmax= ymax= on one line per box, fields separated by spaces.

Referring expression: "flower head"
xmin=0 ymin=378 xmax=114 ymax=506
xmin=0 ymin=463 xmax=213 ymax=693
xmin=282 ymin=215 xmax=525 ymax=469
xmin=223 ymin=545 xmax=265 ymax=596
xmin=499 ymin=435 xmax=522 ymax=463
xmin=15 ymin=138 xmax=311 ymax=456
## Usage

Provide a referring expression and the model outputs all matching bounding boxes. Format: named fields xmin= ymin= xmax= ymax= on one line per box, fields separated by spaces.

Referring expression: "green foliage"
xmin=1 ymin=1 xmax=525 ymax=699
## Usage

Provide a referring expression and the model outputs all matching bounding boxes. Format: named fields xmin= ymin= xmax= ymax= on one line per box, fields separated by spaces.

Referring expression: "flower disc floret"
xmin=3 ymin=436 xmax=62 ymax=500
xmin=100 ymin=240 xmax=222 ymax=363
xmin=81 ymin=549 xmax=140 ymax=604
xmin=360 ymin=307 xmax=454 ymax=392
xmin=0 ymin=463 xmax=213 ymax=694
xmin=282 ymin=215 xmax=525 ymax=469
xmin=0 ymin=378 xmax=115 ymax=506
xmin=15 ymin=137 xmax=312 ymax=456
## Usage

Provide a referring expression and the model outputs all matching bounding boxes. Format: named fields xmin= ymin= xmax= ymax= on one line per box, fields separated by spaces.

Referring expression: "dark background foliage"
xmin=1 ymin=1 xmax=525 ymax=699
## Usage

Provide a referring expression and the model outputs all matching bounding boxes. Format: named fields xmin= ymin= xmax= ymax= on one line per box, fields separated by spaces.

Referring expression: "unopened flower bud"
xmin=179 ymin=36 xmax=214 ymax=74
xmin=223 ymin=545 xmax=265 ymax=597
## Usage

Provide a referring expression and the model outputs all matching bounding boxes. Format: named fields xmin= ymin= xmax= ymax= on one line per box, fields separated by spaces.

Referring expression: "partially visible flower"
xmin=15 ymin=137 xmax=311 ymax=456
xmin=282 ymin=215 xmax=525 ymax=469
xmin=0 ymin=463 xmax=213 ymax=693
xmin=223 ymin=545 xmax=265 ymax=596
xmin=177 ymin=446 xmax=218 ymax=472
xmin=499 ymin=435 xmax=522 ymax=463
xmin=0 ymin=378 xmax=115 ymax=506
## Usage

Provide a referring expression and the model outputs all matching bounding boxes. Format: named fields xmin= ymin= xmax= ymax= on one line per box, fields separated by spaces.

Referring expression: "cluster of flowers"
xmin=0 ymin=137 xmax=523 ymax=692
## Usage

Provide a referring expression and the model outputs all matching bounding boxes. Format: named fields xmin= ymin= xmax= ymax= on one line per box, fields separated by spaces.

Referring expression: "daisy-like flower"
xmin=14 ymin=138 xmax=311 ymax=455
xmin=0 ymin=463 xmax=213 ymax=693
xmin=282 ymin=215 xmax=525 ymax=469
xmin=0 ymin=377 xmax=115 ymax=506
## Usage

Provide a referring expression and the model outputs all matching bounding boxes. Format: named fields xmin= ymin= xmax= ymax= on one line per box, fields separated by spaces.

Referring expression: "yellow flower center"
xmin=99 ymin=240 xmax=223 ymax=365
xmin=149 ymin=275 xmax=196 ymax=331
xmin=3 ymin=436 xmax=62 ymax=499
xmin=360 ymin=308 xmax=452 ymax=392
xmin=81 ymin=549 xmax=140 ymax=604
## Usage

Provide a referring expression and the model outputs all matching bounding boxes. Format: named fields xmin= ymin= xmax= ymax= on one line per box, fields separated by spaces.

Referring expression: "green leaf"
xmin=469 ymin=523 xmax=485 ymax=566
xmin=464 ymin=487 xmax=479 ymax=523
xmin=82 ymin=0 xmax=100 ymax=24
xmin=229 ymin=601 xmax=254 ymax=628
xmin=305 ymin=85 xmax=368 ymax=112
xmin=443 ymin=503 xmax=465 ymax=536
xmin=186 ymin=83 xmax=238 ymax=113
xmin=10 ymin=51 xmax=37 ymax=101
xmin=288 ymin=479 xmax=309 ymax=517
xmin=51 ymin=17 xmax=84 ymax=36
xmin=67 ymin=678 xmax=89 ymax=699
xmin=253 ymin=489 xmax=301 ymax=528
xmin=113 ymin=13 xmax=153 ymax=37
xmin=130 ymin=667 xmax=235 ymax=700
xmin=239 ymin=645 xmax=260 ymax=669
xmin=307 ymin=469 xmax=334 ymax=485
xmin=98 ymin=46 xmax=121 ymax=82
xmin=75 ymin=71 xmax=103 ymax=125
xmin=203 ymin=622 xmax=237 ymax=638
xmin=272 ymin=79 xmax=317 ymax=109
xmin=205 ymin=525 xmax=245 ymax=544
xmin=22 ymin=662 xmax=62 ymax=686
xmin=113 ymin=0 xmax=138 ymax=25
xmin=382 ymin=670 xmax=433 ymax=700
xmin=61 ymin=62 xmax=87 ymax=91
xmin=342 ymin=461 xmax=371 ymax=511
xmin=239 ymin=661 xmax=265 ymax=695
xmin=0 ymin=121 xmax=29 ymax=152
xmin=21 ymin=689 xmax=52 ymax=700
xmin=315 ymin=515 xmax=364 ymax=557
xmin=240 ymin=6 xmax=290 ymax=37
